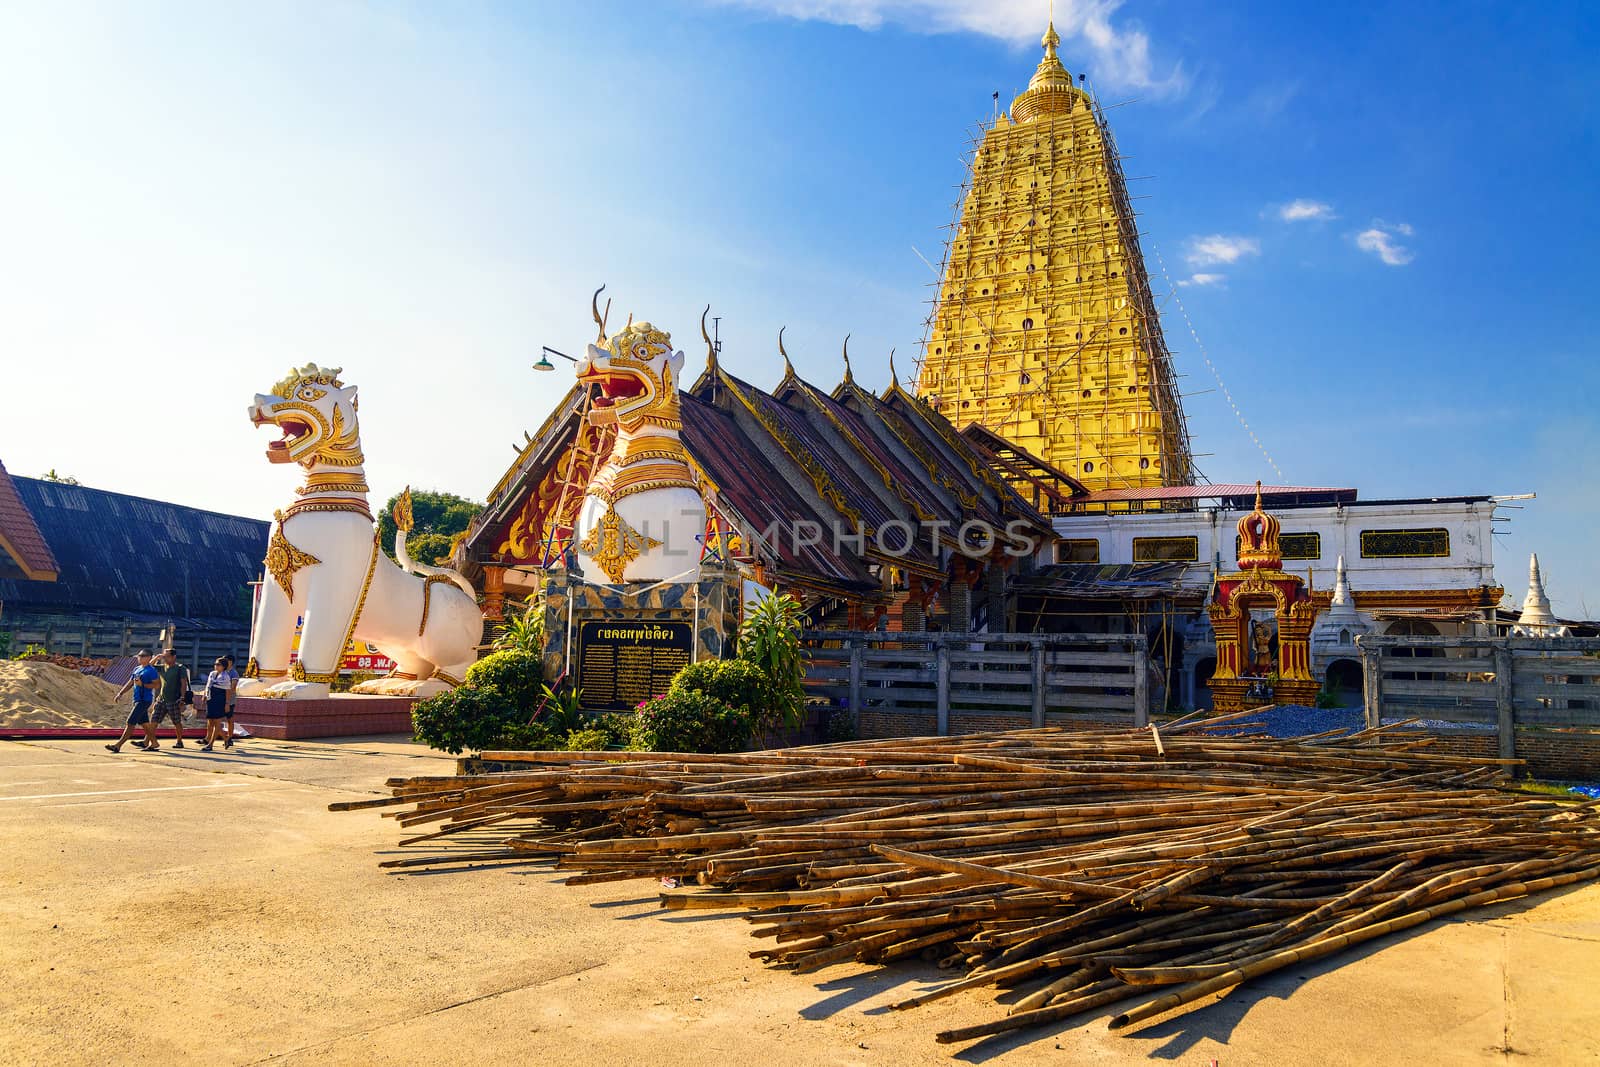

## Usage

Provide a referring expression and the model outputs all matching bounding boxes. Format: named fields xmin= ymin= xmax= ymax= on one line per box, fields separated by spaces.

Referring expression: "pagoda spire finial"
xmin=1254 ymin=479 xmax=1264 ymax=512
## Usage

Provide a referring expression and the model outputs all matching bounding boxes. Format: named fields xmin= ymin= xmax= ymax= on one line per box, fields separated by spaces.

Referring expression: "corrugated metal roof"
xmin=1 ymin=477 xmax=268 ymax=621
xmin=1080 ymin=484 xmax=1356 ymax=502
xmin=1014 ymin=562 xmax=1208 ymax=601
xmin=0 ymin=460 xmax=59 ymax=581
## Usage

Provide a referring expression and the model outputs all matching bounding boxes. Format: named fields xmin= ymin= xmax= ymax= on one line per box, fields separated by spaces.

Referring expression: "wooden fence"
xmin=1356 ymin=634 xmax=1600 ymax=759
xmin=3 ymin=612 xmax=250 ymax=672
xmin=801 ymin=630 xmax=1150 ymax=735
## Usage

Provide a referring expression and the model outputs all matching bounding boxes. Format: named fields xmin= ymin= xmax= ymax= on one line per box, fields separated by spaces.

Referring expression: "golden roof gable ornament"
xmin=1235 ymin=481 xmax=1283 ymax=570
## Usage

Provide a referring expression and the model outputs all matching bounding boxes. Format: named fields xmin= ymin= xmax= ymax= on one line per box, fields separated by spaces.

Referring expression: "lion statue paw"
xmin=350 ymin=676 xmax=452 ymax=698
xmin=260 ymin=680 xmax=332 ymax=701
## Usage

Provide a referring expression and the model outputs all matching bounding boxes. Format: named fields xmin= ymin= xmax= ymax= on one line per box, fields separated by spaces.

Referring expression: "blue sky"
xmin=3 ymin=1 xmax=1597 ymax=615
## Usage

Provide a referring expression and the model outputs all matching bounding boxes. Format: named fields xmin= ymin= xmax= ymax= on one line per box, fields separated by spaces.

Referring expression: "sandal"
xmin=105 ymin=744 xmax=120 ymax=753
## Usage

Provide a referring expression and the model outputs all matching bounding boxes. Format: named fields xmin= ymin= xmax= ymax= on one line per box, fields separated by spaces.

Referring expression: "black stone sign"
xmin=575 ymin=620 xmax=693 ymax=712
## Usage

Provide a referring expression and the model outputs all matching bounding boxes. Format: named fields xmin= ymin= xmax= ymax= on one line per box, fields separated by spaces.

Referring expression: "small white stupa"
xmin=1313 ymin=555 xmax=1370 ymax=654
xmin=1511 ymin=553 xmax=1570 ymax=637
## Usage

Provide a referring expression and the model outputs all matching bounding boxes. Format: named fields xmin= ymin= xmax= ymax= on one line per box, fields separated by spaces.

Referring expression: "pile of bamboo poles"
xmin=339 ymin=713 xmax=1600 ymax=1045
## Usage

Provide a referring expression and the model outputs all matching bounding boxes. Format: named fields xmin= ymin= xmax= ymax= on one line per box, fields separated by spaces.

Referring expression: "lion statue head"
xmin=248 ymin=364 xmax=363 ymax=467
xmin=576 ymin=322 xmax=685 ymax=433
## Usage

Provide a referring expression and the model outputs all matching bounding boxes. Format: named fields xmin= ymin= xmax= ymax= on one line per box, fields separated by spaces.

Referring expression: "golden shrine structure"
xmin=1205 ymin=486 xmax=1322 ymax=712
xmin=915 ymin=23 xmax=1192 ymax=492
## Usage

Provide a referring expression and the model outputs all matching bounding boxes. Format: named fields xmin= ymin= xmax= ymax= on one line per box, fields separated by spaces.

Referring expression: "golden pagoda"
xmin=915 ymin=22 xmax=1193 ymax=493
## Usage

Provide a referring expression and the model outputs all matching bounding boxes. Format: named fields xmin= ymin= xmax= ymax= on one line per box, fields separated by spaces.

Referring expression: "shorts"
xmin=151 ymin=700 xmax=185 ymax=725
xmin=127 ymin=702 xmax=152 ymax=726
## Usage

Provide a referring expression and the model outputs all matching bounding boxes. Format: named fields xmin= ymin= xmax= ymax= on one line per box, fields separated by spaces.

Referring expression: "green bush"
xmin=591 ymin=713 xmax=636 ymax=749
xmin=492 ymin=595 xmax=545 ymax=653
xmin=670 ymin=659 xmax=776 ymax=727
xmin=738 ymin=593 xmax=808 ymax=728
xmin=464 ymin=649 xmax=545 ymax=714
xmin=499 ymin=720 xmax=558 ymax=751
xmin=411 ymin=685 xmax=522 ymax=755
xmin=633 ymin=688 xmax=752 ymax=754
xmin=561 ymin=725 xmax=612 ymax=751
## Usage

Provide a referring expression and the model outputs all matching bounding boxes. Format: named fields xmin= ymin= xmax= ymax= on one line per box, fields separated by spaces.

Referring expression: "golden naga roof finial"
xmin=841 ymin=333 xmax=853 ymax=384
xmin=700 ymin=305 xmax=717 ymax=371
xmin=887 ymin=347 xmax=898 ymax=384
xmin=778 ymin=326 xmax=794 ymax=376
xmin=591 ymin=284 xmax=610 ymax=344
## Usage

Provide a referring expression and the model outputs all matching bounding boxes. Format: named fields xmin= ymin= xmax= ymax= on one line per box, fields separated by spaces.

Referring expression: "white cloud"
xmin=1356 ymin=221 xmax=1415 ymax=266
xmin=712 ymin=0 xmax=1187 ymax=96
xmin=1185 ymin=234 xmax=1259 ymax=267
xmin=1279 ymin=199 xmax=1334 ymax=222
xmin=1176 ymin=272 xmax=1224 ymax=287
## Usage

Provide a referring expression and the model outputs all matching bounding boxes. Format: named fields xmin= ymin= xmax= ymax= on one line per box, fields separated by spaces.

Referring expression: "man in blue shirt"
xmin=106 ymin=650 xmax=160 ymax=753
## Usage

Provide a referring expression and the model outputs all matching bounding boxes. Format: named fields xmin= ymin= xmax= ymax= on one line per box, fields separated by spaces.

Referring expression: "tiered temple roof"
xmin=461 ymin=343 xmax=1057 ymax=616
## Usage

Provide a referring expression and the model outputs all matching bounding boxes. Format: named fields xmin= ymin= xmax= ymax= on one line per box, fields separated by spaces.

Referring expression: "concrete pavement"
xmin=2 ymin=736 xmax=1596 ymax=1066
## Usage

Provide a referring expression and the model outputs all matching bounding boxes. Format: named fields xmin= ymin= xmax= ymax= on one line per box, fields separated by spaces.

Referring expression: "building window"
xmin=1234 ymin=531 xmax=1321 ymax=561
xmin=1360 ymin=528 xmax=1450 ymax=559
xmin=1056 ymin=539 xmax=1100 ymax=564
xmin=1132 ymin=536 xmax=1199 ymax=563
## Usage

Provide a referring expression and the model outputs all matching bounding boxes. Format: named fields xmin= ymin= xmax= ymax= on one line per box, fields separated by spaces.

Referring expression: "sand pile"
xmin=0 ymin=660 xmax=127 ymax=729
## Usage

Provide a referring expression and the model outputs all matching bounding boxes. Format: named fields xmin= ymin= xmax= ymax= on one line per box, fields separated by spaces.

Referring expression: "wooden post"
xmin=481 ymin=563 xmax=507 ymax=621
xmin=848 ymin=638 xmax=864 ymax=734
xmin=1361 ymin=649 xmax=1382 ymax=730
xmin=1132 ymin=640 xmax=1150 ymax=728
xmin=1030 ymin=642 xmax=1046 ymax=728
xmin=935 ymin=639 xmax=950 ymax=737
xmin=1494 ymin=646 xmax=1516 ymax=765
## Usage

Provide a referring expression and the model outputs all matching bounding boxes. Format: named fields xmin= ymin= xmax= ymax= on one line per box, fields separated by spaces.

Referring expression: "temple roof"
xmin=1 ymin=475 xmax=267 ymax=623
xmin=0 ymin=459 xmax=58 ymax=582
xmin=466 ymin=341 xmax=1060 ymax=599
xmin=677 ymin=394 xmax=876 ymax=592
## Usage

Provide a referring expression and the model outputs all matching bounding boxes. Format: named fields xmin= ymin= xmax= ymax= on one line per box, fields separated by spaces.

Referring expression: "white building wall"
xmin=1045 ymin=497 xmax=1502 ymax=709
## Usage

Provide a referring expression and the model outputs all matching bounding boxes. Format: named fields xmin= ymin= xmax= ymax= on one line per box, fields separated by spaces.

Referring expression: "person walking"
xmin=221 ymin=655 xmax=239 ymax=749
xmin=199 ymin=658 xmax=232 ymax=751
xmin=106 ymin=650 xmax=160 ymax=753
xmin=151 ymin=648 xmax=191 ymax=750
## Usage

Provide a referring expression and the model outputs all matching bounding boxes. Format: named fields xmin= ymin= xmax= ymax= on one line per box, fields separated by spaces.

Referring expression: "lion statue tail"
xmin=391 ymin=487 xmax=476 ymax=598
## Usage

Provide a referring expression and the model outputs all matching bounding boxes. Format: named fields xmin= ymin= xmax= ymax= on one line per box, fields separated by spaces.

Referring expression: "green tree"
xmin=41 ymin=469 xmax=80 ymax=485
xmin=378 ymin=489 xmax=482 ymax=566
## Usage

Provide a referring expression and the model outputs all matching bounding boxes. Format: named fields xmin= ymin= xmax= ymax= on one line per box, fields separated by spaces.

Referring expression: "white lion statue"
xmin=573 ymin=308 xmax=706 ymax=583
xmin=238 ymin=364 xmax=481 ymax=700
